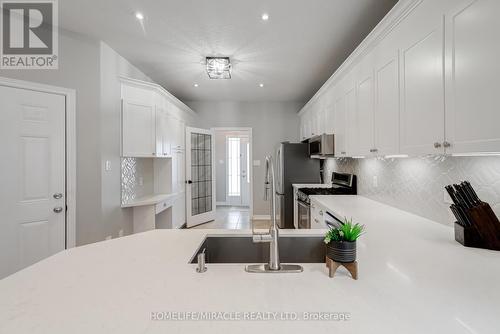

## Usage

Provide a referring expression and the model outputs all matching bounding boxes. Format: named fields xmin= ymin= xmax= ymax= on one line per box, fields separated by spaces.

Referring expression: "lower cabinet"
xmin=310 ymin=199 xmax=327 ymax=229
xmin=172 ymin=193 xmax=186 ymax=229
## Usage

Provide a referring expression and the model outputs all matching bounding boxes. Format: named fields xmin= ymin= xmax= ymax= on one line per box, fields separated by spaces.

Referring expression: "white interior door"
xmin=185 ymin=127 xmax=216 ymax=228
xmin=226 ymin=135 xmax=250 ymax=207
xmin=0 ymin=85 xmax=66 ymax=279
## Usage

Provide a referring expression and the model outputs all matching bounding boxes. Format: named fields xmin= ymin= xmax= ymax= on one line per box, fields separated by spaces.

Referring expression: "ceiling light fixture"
xmin=193 ymin=83 xmax=199 ymax=87
xmin=206 ymin=57 xmax=231 ymax=79
xmin=259 ymin=83 xmax=264 ymax=88
xmin=135 ymin=12 xmax=144 ymax=20
xmin=261 ymin=13 xmax=269 ymax=21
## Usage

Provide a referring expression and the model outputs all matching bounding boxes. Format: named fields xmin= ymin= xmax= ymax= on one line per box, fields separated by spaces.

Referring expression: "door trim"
xmin=212 ymin=127 xmax=253 ymax=219
xmin=0 ymin=76 xmax=77 ymax=248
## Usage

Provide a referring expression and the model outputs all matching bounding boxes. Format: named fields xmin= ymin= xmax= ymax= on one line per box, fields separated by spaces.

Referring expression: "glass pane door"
xmin=190 ymin=132 xmax=212 ymax=216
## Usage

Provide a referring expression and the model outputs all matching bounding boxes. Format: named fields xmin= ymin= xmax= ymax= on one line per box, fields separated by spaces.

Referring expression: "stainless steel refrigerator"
xmin=275 ymin=142 xmax=320 ymax=229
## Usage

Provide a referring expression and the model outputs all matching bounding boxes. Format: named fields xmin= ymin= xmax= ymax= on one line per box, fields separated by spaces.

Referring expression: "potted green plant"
xmin=324 ymin=217 xmax=365 ymax=263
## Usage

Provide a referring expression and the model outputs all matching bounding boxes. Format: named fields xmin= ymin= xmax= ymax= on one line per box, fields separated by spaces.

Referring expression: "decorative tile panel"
xmin=121 ymin=158 xmax=154 ymax=204
xmin=324 ymin=156 xmax=500 ymax=226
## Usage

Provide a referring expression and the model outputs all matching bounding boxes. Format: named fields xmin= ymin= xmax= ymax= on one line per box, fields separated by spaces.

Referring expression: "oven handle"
xmin=325 ymin=211 xmax=343 ymax=229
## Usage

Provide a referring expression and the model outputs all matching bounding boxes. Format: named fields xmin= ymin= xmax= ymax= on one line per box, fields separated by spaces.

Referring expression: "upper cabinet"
xmin=354 ymin=54 xmax=376 ymax=156
xmin=299 ymin=0 xmax=500 ymax=157
xmin=444 ymin=0 xmax=500 ymax=154
xmin=399 ymin=0 xmax=445 ymax=156
xmin=373 ymin=37 xmax=400 ymax=156
xmin=121 ymin=80 xmax=193 ymax=158
xmin=121 ymin=86 xmax=156 ymax=158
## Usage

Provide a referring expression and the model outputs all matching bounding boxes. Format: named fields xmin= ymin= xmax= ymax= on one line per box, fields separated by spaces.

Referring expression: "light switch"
xmin=253 ymin=160 xmax=261 ymax=167
xmin=105 ymin=160 xmax=112 ymax=171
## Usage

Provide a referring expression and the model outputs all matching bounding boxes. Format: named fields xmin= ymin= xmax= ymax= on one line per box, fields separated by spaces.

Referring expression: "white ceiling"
xmin=60 ymin=0 xmax=398 ymax=103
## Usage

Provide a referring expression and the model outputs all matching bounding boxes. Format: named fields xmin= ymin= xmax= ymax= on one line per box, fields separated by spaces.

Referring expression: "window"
xmin=227 ymin=137 xmax=241 ymax=196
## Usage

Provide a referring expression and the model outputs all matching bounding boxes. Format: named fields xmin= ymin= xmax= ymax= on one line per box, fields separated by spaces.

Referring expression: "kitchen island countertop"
xmin=1 ymin=196 xmax=499 ymax=334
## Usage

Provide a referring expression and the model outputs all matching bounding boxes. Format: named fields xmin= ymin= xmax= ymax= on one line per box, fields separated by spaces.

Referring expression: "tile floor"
xmin=189 ymin=206 xmax=270 ymax=229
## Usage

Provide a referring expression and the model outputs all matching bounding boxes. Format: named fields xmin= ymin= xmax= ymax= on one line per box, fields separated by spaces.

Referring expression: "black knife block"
xmin=454 ymin=203 xmax=500 ymax=251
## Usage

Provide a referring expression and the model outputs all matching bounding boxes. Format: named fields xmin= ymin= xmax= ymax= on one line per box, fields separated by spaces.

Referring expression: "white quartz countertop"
xmin=1 ymin=196 xmax=499 ymax=334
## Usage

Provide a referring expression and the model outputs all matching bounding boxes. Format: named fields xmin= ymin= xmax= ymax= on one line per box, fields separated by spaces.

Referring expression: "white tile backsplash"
xmin=121 ymin=158 xmax=154 ymax=204
xmin=324 ymin=156 xmax=500 ymax=225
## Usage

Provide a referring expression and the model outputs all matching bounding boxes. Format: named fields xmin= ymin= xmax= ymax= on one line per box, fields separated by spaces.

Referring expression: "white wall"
xmin=0 ymin=29 xmax=102 ymax=245
xmin=187 ymin=101 xmax=302 ymax=216
xmin=0 ymin=30 xmax=155 ymax=245
xmin=99 ymin=42 xmax=154 ymax=240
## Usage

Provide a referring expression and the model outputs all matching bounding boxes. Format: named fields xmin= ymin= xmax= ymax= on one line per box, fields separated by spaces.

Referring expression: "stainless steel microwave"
xmin=308 ymin=134 xmax=334 ymax=157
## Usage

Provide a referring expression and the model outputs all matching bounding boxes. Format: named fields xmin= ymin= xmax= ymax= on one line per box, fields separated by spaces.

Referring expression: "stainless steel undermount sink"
xmin=190 ymin=235 xmax=325 ymax=264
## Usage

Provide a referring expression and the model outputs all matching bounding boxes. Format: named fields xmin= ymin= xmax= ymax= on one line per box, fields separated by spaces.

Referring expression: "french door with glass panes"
xmin=185 ymin=127 xmax=216 ymax=227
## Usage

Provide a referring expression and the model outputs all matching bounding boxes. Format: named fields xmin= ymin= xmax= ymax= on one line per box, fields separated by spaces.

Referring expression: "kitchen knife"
xmin=445 ymin=185 xmax=459 ymax=205
xmin=463 ymin=181 xmax=482 ymax=204
xmin=459 ymin=182 xmax=478 ymax=207
xmin=457 ymin=183 xmax=476 ymax=208
xmin=450 ymin=205 xmax=466 ymax=227
xmin=453 ymin=184 xmax=472 ymax=209
xmin=455 ymin=204 xmax=473 ymax=227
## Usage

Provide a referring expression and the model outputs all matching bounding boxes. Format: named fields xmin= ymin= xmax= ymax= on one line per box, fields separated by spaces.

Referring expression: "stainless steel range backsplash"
xmin=324 ymin=156 xmax=500 ymax=226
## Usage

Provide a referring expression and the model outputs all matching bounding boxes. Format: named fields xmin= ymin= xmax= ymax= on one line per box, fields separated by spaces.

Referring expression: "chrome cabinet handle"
xmin=434 ymin=142 xmax=442 ymax=148
xmin=53 ymin=207 xmax=63 ymax=213
xmin=53 ymin=193 xmax=63 ymax=199
xmin=443 ymin=141 xmax=451 ymax=148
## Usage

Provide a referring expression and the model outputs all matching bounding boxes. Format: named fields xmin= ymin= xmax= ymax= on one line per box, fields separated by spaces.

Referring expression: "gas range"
xmin=296 ymin=185 xmax=354 ymax=204
xmin=296 ymin=172 xmax=357 ymax=204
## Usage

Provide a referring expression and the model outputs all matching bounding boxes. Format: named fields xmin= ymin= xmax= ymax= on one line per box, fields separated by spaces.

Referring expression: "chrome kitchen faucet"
xmin=245 ymin=156 xmax=303 ymax=273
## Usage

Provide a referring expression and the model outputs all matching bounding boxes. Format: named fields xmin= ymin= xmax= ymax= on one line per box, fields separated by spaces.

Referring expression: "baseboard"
xmin=252 ymin=215 xmax=270 ymax=220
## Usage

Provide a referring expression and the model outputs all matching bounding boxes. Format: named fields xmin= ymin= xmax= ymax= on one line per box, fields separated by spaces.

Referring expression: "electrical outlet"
xmin=253 ymin=160 xmax=261 ymax=167
xmin=372 ymin=175 xmax=378 ymax=188
xmin=105 ymin=160 xmax=112 ymax=171
xmin=118 ymin=229 xmax=124 ymax=237
xmin=444 ymin=189 xmax=453 ymax=204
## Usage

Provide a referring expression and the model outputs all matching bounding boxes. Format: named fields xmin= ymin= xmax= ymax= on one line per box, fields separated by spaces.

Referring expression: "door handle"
xmin=53 ymin=207 xmax=63 ymax=213
xmin=186 ymin=180 xmax=193 ymax=184
xmin=53 ymin=193 xmax=63 ymax=199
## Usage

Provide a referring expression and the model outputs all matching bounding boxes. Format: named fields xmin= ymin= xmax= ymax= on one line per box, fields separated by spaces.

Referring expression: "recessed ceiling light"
xmin=261 ymin=13 xmax=269 ymax=21
xmin=135 ymin=12 xmax=144 ymax=20
xmin=259 ymin=83 xmax=264 ymax=88
xmin=193 ymin=83 xmax=199 ymax=87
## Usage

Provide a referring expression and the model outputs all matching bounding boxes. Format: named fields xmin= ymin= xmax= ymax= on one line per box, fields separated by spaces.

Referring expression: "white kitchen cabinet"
xmin=172 ymin=193 xmax=186 ymax=229
xmin=310 ymin=199 xmax=327 ymax=229
xmin=122 ymin=99 xmax=156 ymax=157
xmin=333 ymin=91 xmax=347 ymax=157
xmin=155 ymin=107 xmax=172 ymax=157
xmin=345 ymin=79 xmax=358 ymax=156
xmin=399 ymin=2 xmax=445 ymax=155
xmin=354 ymin=55 xmax=376 ymax=156
xmin=299 ymin=0 xmax=500 ymax=157
xmin=444 ymin=0 xmax=500 ymax=154
xmin=373 ymin=39 xmax=401 ymax=156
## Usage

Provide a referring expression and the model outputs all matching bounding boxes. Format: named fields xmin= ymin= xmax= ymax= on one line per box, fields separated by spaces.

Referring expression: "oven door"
xmin=297 ymin=200 xmax=311 ymax=229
